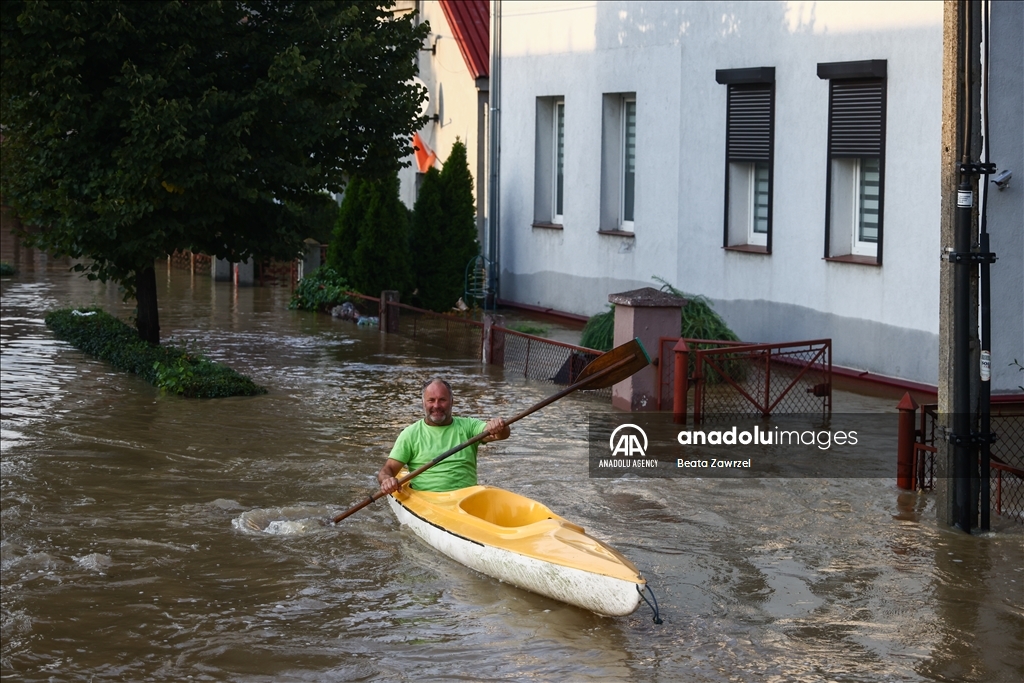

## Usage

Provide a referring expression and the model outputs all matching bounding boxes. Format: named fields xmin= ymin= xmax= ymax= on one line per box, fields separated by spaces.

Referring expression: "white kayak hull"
xmin=388 ymin=490 xmax=643 ymax=616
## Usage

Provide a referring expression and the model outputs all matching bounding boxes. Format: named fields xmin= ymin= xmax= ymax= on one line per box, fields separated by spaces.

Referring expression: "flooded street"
xmin=2 ymin=246 xmax=1022 ymax=682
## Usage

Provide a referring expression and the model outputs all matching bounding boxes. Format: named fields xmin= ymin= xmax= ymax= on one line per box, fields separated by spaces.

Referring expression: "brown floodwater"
xmin=1 ymin=240 xmax=1022 ymax=682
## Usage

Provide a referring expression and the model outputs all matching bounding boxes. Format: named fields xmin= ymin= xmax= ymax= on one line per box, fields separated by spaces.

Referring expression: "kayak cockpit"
xmin=458 ymin=488 xmax=570 ymax=529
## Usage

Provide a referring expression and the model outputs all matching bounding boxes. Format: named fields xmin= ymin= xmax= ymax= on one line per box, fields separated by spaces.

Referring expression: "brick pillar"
xmin=608 ymin=287 xmax=687 ymax=411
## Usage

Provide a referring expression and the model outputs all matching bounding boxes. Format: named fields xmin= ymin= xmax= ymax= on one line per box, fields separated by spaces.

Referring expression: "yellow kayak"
xmin=388 ymin=484 xmax=645 ymax=616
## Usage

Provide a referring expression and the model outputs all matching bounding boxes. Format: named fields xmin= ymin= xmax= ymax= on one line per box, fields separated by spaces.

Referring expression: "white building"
xmin=395 ymin=0 xmax=490 ymax=243
xmin=492 ymin=0 xmax=1022 ymax=392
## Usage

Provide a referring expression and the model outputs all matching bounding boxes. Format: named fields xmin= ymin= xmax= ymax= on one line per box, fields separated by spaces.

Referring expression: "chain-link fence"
xmin=394 ymin=302 xmax=484 ymax=358
xmin=493 ymin=327 xmax=603 ymax=389
xmin=345 ymin=294 xmax=605 ymax=391
xmin=991 ymin=405 xmax=1024 ymax=523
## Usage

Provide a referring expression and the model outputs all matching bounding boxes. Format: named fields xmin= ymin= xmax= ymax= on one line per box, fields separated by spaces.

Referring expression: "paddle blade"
xmin=576 ymin=338 xmax=650 ymax=389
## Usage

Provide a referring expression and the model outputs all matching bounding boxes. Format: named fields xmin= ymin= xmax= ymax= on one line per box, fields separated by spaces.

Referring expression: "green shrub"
xmin=289 ymin=266 xmax=352 ymax=312
xmin=580 ymin=306 xmax=614 ymax=351
xmin=0 ymin=261 xmax=15 ymax=276
xmin=580 ymin=279 xmax=743 ymax=382
xmin=45 ymin=308 xmax=266 ymax=398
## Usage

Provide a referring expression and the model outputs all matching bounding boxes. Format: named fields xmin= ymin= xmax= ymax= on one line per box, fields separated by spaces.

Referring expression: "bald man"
xmin=377 ymin=378 xmax=510 ymax=494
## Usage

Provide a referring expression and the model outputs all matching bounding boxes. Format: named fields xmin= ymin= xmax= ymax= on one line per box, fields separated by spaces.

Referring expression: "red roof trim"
xmin=439 ymin=0 xmax=489 ymax=80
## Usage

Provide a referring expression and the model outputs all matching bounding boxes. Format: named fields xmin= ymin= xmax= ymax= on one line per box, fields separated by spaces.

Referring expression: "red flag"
xmin=413 ymin=132 xmax=437 ymax=173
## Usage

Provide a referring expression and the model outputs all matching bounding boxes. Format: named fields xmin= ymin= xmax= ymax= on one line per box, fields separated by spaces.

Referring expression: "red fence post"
xmin=673 ymin=339 xmax=689 ymax=425
xmin=897 ymin=392 xmax=919 ymax=490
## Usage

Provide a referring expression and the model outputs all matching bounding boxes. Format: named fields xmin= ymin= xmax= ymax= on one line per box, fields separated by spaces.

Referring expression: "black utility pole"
xmin=947 ymin=0 xmax=996 ymax=533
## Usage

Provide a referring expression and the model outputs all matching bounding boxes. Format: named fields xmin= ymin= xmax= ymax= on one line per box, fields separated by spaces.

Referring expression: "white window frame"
xmin=552 ymin=99 xmax=564 ymax=225
xmin=851 ymin=157 xmax=880 ymax=257
xmin=748 ymin=161 xmax=769 ymax=246
xmin=619 ymin=97 xmax=636 ymax=231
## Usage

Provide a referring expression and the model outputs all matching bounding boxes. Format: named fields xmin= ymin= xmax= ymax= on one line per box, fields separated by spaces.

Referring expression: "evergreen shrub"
xmin=349 ymin=174 xmax=412 ymax=298
xmin=410 ymin=139 xmax=480 ymax=312
xmin=45 ymin=308 xmax=266 ymax=398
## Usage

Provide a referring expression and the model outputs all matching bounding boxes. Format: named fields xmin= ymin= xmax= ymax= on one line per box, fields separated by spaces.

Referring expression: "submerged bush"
xmin=45 ymin=308 xmax=266 ymax=398
xmin=288 ymin=266 xmax=352 ymax=312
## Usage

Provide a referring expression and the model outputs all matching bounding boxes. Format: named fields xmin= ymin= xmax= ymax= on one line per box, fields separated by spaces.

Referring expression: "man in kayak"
xmin=378 ymin=378 xmax=510 ymax=494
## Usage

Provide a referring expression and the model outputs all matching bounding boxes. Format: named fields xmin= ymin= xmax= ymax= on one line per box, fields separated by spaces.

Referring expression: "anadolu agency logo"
xmin=609 ymin=423 xmax=648 ymax=457
xmin=597 ymin=424 xmax=659 ymax=470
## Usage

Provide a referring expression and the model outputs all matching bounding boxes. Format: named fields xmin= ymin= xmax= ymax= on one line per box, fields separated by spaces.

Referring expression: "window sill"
xmin=724 ymin=244 xmax=770 ymax=255
xmin=531 ymin=222 xmax=563 ymax=230
xmin=825 ymin=254 xmax=880 ymax=266
xmin=597 ymin=229 xmax=635 ymax=238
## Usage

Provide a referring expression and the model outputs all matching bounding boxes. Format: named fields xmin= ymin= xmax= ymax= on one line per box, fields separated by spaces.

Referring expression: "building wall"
xmin=987 ymin=0 xmax=1024 ymax=395
xmin=398 ymin=0 xmax=488 ymax=242
xmin=497 ymin=1 xmax=954 ymax=384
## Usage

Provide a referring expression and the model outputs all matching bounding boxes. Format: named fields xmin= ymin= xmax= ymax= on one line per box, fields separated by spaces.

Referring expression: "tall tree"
xmin=327 ymin=176 xmax=368 ymax=278
xmin=409 ymin=167 xmax=444 ymax=309
xmin=349 ymin=174 xmax=411 ymax=298
xmin=409 ymin=139 xmax=479 ymax=312
xmin=0 ymin=1 xmax=428 ymax=343
xmin=438 ymin=140 xmax=480 ymax=308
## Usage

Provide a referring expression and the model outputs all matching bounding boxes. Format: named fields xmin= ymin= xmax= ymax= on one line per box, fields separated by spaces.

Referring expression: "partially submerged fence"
xmin=910 ymin=401 xmax=1023 ymax=524
xmin=657 ymin=337 xmax=832 ymax=423
xmin=344 ymin=292 xmax=603 ymax=390
xmin=489 ymin=326 xmax=602 ymax=387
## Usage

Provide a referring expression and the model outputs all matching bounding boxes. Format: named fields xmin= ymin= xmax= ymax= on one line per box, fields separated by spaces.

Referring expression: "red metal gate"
xmin=658 ymin=338 xmax=832 ymax=423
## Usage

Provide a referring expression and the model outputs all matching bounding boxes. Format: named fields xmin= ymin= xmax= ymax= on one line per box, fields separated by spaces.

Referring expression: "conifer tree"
xmin=410 ymin=139 xmax=479 ymax=312
xmin=409 ymin=167 xmax=445 ymax=309
xmin=327 ymin=177 xmax=367 ymax=278
xmin=349 ymin=175 xmax=412 ymax=298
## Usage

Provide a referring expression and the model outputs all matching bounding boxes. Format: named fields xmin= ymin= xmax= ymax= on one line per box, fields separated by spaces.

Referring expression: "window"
xmin=600 ymin=93 xmax=637 ymax=233
xmin=819 ymin=60 xmax=887 ymax=264
xmin=554 ymin=100 xmax=565 ymax=223
xmin=621 ymin=98 xmax=636 ymax=228
xmin=532 ymin=97 xmax=565 ymax=229
xmin=716 ymin=67 xmax=775 ymax=252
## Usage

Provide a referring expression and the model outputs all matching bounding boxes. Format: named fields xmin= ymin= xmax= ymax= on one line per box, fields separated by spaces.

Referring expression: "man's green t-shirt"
xmin=389 ymin=417 xmax=488 ymax=491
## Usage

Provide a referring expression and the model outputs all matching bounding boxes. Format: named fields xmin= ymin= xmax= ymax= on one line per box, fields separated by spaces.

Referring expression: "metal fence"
xmin=658 ymin=337 xmax=832 ymax=423
xmin=991 ymin=404 xmax=1024 ymax=523
xmin=492 ymin=327 xmax=604 ymax=389
xmin=915 ymin=402 xmax=1023 ymax=524
xmin=344 ymin=293 xmax=605 ymax=391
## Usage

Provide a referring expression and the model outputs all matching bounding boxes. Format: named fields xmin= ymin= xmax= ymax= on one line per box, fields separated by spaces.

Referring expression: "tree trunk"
xmin=135 ymin=265 xmax=160 ymax=345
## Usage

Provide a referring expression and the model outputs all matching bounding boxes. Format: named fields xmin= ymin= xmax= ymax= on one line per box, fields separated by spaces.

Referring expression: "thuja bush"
xmin=45 ymin=308 xmax=266 ymax=398
xmin=289 ymin=266 xmax=352 ymax=312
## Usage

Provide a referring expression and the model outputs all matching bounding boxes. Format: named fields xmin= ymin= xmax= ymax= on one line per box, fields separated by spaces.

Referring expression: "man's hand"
xmin=483 ymin=417 xmax=510 ymax=442
xmin=378 ymin=458 xmax=404 ymax=495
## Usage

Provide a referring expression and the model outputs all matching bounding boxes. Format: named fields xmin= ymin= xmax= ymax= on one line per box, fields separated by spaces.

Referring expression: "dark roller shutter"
xmin=726 ymin=84 xmax=772 ymax=162
xmin=828 ymin=79 xmax=885 ymax=157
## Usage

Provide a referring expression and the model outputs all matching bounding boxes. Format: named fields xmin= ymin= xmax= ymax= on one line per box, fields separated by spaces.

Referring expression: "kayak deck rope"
xmin=637 ymin=584 xmax=663 ymax=624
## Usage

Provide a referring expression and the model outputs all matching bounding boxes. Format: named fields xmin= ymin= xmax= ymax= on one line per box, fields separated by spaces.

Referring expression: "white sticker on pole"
xmin=957 ymin=190 xmax=974 ymax=207
xmin=980 ymin=350 xmax=991 ymax=382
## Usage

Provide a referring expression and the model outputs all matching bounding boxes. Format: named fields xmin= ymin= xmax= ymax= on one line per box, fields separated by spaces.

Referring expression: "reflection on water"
xmin=1 ymin=243 xmax=1022 ymax=681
